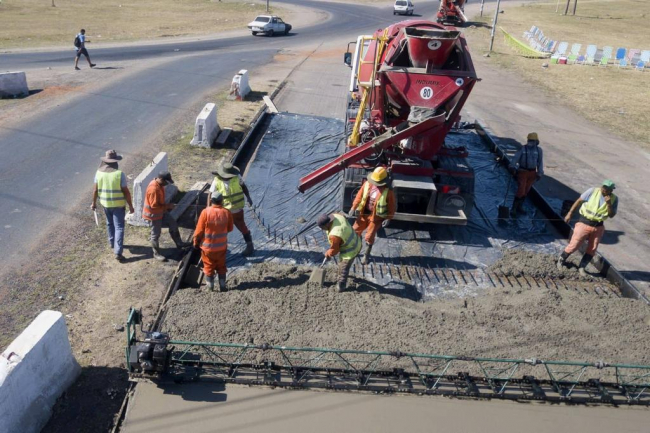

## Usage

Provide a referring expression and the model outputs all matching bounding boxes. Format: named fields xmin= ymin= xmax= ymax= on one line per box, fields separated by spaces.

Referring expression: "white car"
xmin=393 ymin=0 xmax=414 ymax=15
xmin=247 ymin=15 xmax=292 ymax=36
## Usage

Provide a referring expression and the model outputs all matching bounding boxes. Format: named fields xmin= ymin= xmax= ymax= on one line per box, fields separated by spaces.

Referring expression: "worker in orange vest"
xmin=193 ymin=192 xmax=234 ymax=291
xmin=349 ymin=167 xmax=396 ymax=264
xmin=143 ymin=171 xmax=190 ymax=261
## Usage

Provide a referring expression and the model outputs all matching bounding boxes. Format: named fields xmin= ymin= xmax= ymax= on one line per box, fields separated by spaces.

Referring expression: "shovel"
xmin=184 ymin=257 xmax=204 ymax=288
xmin=309 ymin=257 xmax=329 ymax=287
xmin=498 ymin=171 xmax=514 ymax=220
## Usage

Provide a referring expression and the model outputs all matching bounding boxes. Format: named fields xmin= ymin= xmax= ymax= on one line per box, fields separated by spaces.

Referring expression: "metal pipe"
xmin=488 ymin=0 xmax=502 ymax=53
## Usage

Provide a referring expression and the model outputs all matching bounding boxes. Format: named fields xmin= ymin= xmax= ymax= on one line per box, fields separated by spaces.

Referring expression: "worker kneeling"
xmin=349 ymin=167 xmax=396 ymax=265
xmin=317 ymin=213 xmax=362 ymax=292
xmin=193 ymin=193 xmax=234 ymax=291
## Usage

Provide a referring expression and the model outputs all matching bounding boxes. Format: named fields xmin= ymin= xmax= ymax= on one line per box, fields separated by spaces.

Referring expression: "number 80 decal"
xmin=420 ymin=87 xmax=433 ymax=100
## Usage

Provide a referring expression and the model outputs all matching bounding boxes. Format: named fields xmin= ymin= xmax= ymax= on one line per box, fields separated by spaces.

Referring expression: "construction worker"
xmin=193 ymin=193 xmax=233 ymax=291
xmin=557 ymin=180 xmax=619 ymax=277
xmin=317 ymin=213 xmax=362 ymax=292
xmin=143 ymin=171 xmax=190 ymax=261
xmin=349 ymin=167 xmax=396 ymax=264
xmin=207 ymin=162 xmax=255 ymax=256
xmin=509 ymin=132 xmax=544 ymax=217
xmin=91 ymin=150 xmax=135 ymax=262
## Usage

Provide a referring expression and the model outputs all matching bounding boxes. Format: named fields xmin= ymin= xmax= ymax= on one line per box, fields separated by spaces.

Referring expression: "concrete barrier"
xmin=127 ymin=152 xmax=178 ymax=227
xmin=0 ymin=72 xmax=29 ymax=98
xmin=0 ymin=311 xmax=80 ymax=433
xmin=228 ymin=69 xmax=251 ymax=101
xmin=190 ymin=103 xmax=220 ymax=148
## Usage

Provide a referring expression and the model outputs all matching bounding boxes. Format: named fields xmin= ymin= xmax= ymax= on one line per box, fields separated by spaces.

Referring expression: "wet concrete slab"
xmin=121 ymin=382 xmax=650 ymax=433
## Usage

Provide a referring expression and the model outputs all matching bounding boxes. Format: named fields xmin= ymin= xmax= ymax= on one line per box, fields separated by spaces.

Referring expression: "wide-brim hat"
xmin=212 ymin=162 xmax=240 ymax=179
xmin=101 ymin=149 xmax=123 ymax=163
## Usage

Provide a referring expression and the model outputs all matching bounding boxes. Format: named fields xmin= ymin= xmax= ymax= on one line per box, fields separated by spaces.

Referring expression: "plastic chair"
xmin=551 ymin=41 xmax=569 ymax=63
xmin=568 ymin=43 xmax=582 ymax=64
xmin=615 ymin=47 xmax=627 ymax=66
xmin=584 ymin=45 xmax=597 ymax=65
xmin=640 ymin=50 xmax=650 ymax=63
xmin=598 ymin=46 xmax=613 ymax=67
xmin=618 ymin=58 xmax=628 ymax=69
xmin=636 ymin=60 xmax=646 ymax=71
xmin=627 ymin=49 xmax=640 ymax=63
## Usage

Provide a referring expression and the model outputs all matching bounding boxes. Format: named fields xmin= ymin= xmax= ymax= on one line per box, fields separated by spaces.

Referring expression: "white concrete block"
xmin=0 ymin=311 xmax=80 ymax=433
xmin=0 ymin=72 xmax=29 ymax=98
xmin=228 ymin=69 xmax=251 ymax=101
xmin=190 ymin=103 xmax=220 ymax=148
xmin=127 ymin=152 xmax=178 ymax=226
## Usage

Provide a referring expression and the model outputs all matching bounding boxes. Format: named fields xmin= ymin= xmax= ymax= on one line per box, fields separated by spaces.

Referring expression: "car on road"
xmin=393 ymin=0 xmax=415 ymax=15
xmin=248 ymin=15 xmax=292 ymax=36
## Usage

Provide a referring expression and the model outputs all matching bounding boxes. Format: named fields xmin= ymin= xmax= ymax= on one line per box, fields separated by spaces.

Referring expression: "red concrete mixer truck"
xmin=298 ymin=20 xmax=478 ymax=225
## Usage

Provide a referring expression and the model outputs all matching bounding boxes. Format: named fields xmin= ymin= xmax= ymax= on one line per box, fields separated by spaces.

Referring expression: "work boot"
xmin=578 ymin=254 xmax=593 ymax=278
xmin=242 ymin=233 xmax=255 ymax=257
xmin=336 ymin=282 xmax=346 ymax=292
xmin=510 ymin=197 xmax=523 ymax=217
xmin=517 ymin=197 xmax=526 ymax=214
xmin=206 ymin=276 xmax=215 ymax=291
xmin=150 ymin=240 xmax=167 ymax=262
xmin=170 ymin=230 xmax=191 ymax=249
xmin=362 ymin=242 xmax=373 ymax=265
xmin=556 ymin=251 xmax=569 ymax=271
xmin=218 ymin=275 xmax=227 ymax=292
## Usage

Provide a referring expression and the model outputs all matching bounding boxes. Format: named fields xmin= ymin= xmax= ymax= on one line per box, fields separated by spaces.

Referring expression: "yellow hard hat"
xmin=368 ymin=167 xmax=388 ymax=186
xmin=527 ymin=132 xmax=539 ymax=141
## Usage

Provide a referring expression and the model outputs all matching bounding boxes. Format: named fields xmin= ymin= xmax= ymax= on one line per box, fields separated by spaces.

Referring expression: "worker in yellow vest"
xmin=91 ymin=150 xmax=134 ymax=262
xmin=349 ymin=167 xmax=396 ymax=265
xmin=317 ymin=213 xmax=362 ymax=292
xmin=557 ymin=180 xmax=619 ymax=277
xmin=207 ymin=162 xmax=255 ymax=256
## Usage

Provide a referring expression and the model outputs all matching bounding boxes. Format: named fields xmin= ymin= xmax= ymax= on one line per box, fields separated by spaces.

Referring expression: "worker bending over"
xmin=557 ymin=180 xmax=618 ymax=277
xmin=317 ymin=213 xmax=362 ymax=292
xmin=207 ymin=162 xmax=255 ymax=256
xmin=349 ymin=167 xmax=396 ymax=264
xmin=510 ymin=132 xmax=544 ymax=217
xmin=143 ymin=171 xmax=190 ymax=261
xmin=193 ymin=193 xmax=233 ymax=291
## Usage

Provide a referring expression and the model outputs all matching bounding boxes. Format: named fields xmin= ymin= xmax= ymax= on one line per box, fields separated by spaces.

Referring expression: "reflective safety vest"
xmin=201 ymin=206 xmax=230 ymax=253
xmin=214 ymin=177 xmax=245 ymax=211
xmin=356 ymin=182 xmax=389 ymax=218
xmin=579 ymin=188 xmax=617 ymax=222
xmin=96 ymin=170 xmax=125 ymax=208
xmin=327 ymin=213 xmax=361 ymax=260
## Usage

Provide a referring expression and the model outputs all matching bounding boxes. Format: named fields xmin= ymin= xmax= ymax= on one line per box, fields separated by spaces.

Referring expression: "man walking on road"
xmin=193 ymin=193 xmax=233 ymax=291
xmin=91 ymin=150 xmax=134 ymax=262
xmin=143 ymin=171 xmax=190 ymax=261
xmin=317 ymin=213 xmax=362 ymax=292
xmin=207 ymin=162 xmax=255 ymax=256
xmin=74 ymin=29 xmax=96 ymax=70
xmin=349 ymin=167 xmax=396 ymax=265
xmin=509 ymin=132 xmax=543 ymax=217
xmin=557 ymin=180 xmax=619 ymax=277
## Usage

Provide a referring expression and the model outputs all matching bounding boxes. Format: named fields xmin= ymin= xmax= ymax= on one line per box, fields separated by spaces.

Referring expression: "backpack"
xmin=74 ymin=35 xmax=81 ymax=48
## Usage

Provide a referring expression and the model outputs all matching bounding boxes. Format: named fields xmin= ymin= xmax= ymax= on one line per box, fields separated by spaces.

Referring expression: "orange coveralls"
xmin=193 ymin=204 xmax=233 ymax=277
xmin=351 ymin=181 xmax=396 ymax=245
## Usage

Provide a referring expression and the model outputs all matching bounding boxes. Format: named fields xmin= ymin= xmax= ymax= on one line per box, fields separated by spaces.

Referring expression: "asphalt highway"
xmin=0 ymin=0 xmax=504 ymax=270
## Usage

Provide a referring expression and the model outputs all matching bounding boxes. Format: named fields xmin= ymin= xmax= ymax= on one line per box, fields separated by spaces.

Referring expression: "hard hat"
xmin=367 ymin=167 xmax=388 ymax=186
xmin=527 ymin=132 xmax=539 ymax=141
xmin=602 ymin=179 xmax=616 ymax=190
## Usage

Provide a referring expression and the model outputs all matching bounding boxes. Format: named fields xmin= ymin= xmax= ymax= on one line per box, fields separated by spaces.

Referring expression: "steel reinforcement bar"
xmin=145 ymin=338 xmax=650 ymax=406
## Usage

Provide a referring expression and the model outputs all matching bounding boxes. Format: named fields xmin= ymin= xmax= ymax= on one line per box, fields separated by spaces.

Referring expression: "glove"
xmin=381 ymin=219 xmax=390 ymax=228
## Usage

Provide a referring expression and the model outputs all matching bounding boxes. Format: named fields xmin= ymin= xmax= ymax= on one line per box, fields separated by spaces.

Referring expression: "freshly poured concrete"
xmin=121 ymin=383 xmax=649 ymax=433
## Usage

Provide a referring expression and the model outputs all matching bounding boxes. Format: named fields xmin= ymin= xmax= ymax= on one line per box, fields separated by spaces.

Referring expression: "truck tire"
xmin=284 ymin=28 xmax=289 ymax=35
xmin=252 ymin=31 xmax=258 ymax=36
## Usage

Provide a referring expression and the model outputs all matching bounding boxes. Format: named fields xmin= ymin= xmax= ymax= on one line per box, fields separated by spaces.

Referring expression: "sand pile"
xmin=162 ymin=263 xmax=650 ymax=365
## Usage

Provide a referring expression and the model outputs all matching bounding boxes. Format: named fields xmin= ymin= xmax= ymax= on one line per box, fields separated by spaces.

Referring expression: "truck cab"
xmin=394 ymin=0 xmax=414 ymax=15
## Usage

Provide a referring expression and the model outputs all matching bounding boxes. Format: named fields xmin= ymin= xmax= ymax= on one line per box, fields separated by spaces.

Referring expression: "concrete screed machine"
xmin=298 ymin=19 xmax=478 ymax=224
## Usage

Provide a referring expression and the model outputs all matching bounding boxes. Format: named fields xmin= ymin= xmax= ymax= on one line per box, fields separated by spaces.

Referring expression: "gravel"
xmin=162 ymin=262 xmax=650 ymax=365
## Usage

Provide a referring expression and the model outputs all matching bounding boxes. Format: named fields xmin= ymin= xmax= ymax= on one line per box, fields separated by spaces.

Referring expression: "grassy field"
xmin=0 ymin=0 xmax=287 ymax=49
xmin=464 ymin=0 xmax=650 ymax=145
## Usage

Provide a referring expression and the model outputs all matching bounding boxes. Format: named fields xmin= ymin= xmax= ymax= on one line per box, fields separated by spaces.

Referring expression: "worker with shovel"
xmin=349 ymin=166 xmax=396 ymax=265
xmin=143 ymin=171 xmax=191 ymax=261
xmin=509 ymin=132 xmax=544 ymax=217
xmin=207 ymin=162 xmax=255 ymax=256
xmin=91 ymin=150 xmax=135 ymax=262
xmin=557 ymin=180 xmax=619 ymax=277
xmin=317 ymin=213 xmax=362 ymax=292
xmin=193 ymin=193 xmax=233 ymax=291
